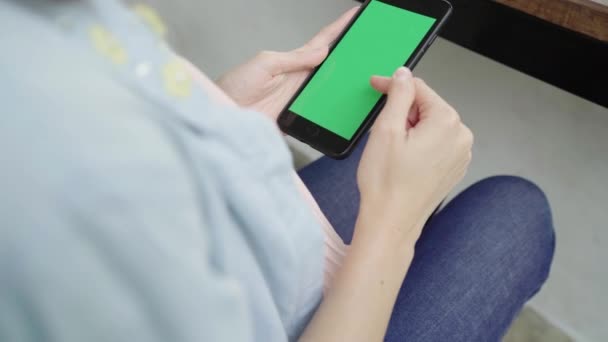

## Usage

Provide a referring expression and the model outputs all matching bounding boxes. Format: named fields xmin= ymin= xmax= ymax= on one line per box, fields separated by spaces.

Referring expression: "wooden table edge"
xmin=494 ymin=0 xmax=608 ymax=41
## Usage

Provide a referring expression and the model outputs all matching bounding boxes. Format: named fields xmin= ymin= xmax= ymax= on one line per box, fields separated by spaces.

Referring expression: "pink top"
xmin=183 ymin=60 xmax=348 ymax=291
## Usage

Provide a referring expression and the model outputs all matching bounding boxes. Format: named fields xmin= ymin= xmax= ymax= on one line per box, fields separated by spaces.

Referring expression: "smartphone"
xmin=278 ymin=0 xmax=452 ymax=159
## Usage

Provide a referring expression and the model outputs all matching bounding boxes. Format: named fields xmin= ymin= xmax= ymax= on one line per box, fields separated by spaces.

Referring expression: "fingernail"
xmin=394 ymin=67 xmax=411 ymax=80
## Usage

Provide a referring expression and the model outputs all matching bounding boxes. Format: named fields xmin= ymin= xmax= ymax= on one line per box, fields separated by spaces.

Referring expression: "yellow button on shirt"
xmin=88 ymin=5 xmax=192 ymax=99
xmin=89 ymin=25 xmax=128 ymax=65
xmin=162 ymin=59 xmax=193 ymax=98
xmin=132 ymin=3 xmax=167 ymax=38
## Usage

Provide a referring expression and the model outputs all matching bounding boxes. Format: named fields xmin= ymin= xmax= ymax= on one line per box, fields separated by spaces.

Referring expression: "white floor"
xmin=143 ymin=0 xmax=608 ymax=340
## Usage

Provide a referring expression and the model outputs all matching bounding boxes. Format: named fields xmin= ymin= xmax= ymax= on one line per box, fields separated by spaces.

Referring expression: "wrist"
xmin=348 ymin=218 xmax=416 ymax=281
xmin=352 ymin=209 xmax=423 ymax=256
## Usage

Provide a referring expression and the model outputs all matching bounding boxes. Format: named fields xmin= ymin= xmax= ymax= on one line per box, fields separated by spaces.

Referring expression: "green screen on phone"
xmin=289 ymin=0 xmax=436 ymax=140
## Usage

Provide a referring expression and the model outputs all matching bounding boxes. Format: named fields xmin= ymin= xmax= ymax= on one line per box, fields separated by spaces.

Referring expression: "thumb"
xmin=374 ymin=67 xmax=415 ymax=130
xmin=263 ymin=47 xmax=327 ymax=75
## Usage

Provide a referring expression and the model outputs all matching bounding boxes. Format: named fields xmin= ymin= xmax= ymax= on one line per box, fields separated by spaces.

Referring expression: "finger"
xmin=413 ymin=78 xmax=452 ymax=122
xmin=371 ymin=75 xmax=419 ymax=129
xmin=370 ymin=75 xmax=391 ymax=93
xmin=374 ymin=67 xmax=415 ymax=130
xmin=406 ymin=106 xmax=420 ymax=130
xmin=307 ymin=6 xmax=360 ymax=48
xmin=260 ymin=48 xmax=327 ymax=75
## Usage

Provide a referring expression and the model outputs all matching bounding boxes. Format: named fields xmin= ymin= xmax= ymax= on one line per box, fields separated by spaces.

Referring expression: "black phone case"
xmin=280 ymin=0 xmax=453 ymax=159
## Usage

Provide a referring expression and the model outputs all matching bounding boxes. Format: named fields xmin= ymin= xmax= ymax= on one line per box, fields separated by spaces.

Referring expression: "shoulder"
xmin=0 ymin=1 xmax=205 ymax=252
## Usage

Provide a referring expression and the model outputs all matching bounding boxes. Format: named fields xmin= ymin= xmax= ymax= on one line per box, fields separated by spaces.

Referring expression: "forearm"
xmin=301 ymin=214 xmax=423 ymax=341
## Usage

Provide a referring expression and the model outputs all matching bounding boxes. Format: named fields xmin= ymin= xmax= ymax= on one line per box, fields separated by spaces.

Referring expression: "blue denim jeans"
xmin=298 ymin=136 xmax=555 ymax=341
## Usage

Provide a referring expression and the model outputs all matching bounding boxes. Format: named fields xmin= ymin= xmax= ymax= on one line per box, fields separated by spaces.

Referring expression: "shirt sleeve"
xmin=0 ymin=184 xmax=254 ymax=342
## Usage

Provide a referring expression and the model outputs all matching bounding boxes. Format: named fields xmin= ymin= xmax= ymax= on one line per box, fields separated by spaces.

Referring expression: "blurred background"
xmin=129 ymin=0 xmax=607 ymax=340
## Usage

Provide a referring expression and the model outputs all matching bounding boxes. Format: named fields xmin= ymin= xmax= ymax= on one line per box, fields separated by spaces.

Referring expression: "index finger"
xmin=307 ymin=6 xmax=360 ymax=48
xmin=413 ymin=78 xmax=453 ymax=122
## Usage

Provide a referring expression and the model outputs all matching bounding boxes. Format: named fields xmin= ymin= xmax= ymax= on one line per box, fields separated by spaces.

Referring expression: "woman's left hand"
xmin=216 ymin=7 xmax=359 ymax=120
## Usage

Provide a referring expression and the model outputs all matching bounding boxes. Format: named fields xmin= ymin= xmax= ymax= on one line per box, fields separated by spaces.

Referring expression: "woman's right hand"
xmin=303 ymin=68 xmax=472 ymax=341
xmin=356 ymin=67 xmax=473 ymax=246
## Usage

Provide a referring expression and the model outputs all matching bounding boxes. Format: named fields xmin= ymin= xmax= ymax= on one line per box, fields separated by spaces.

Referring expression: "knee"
xmin=472 ymin=176 xmax=552 ymax=217
xmin=465 ymin=176 xmax=555 ymax=284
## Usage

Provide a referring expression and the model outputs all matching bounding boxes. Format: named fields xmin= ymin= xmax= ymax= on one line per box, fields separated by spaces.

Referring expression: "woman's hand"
xmin=356 ymin=67 xmax=474 ymax=246
xmin=216 ymin=7 xmax=359 ymax=120
xmin=302 ymin=68 xmax=472 ymax=342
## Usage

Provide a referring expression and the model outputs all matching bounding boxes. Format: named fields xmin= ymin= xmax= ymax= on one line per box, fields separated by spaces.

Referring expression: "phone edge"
xmin=331 ymin=0 xmax=453 ymax=159
xmin=280 ymin=0 xmax=453 ymax=160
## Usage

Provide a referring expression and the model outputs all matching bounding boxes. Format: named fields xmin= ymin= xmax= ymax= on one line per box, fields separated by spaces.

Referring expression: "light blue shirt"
xmin=0 ymin=1 xmax=323 ymax=341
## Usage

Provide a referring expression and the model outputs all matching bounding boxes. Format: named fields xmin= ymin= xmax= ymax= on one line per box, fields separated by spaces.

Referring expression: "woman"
xmin=0 ymin=1 xmax=554 ymax=341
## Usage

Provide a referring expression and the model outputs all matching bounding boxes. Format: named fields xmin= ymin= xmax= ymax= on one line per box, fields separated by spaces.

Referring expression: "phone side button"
xmin=427 ymin=34 xmax=437 ymax=47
